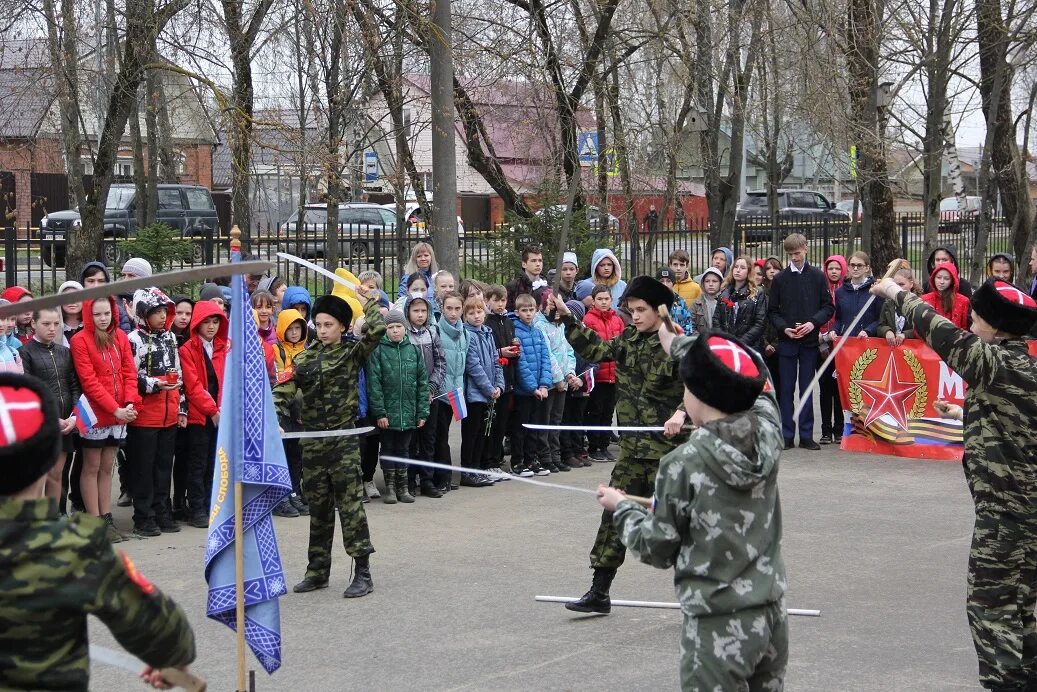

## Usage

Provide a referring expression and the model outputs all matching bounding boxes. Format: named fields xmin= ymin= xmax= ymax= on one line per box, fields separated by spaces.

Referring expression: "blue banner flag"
xmin=204 ymin=269 xmax=292 ymax=674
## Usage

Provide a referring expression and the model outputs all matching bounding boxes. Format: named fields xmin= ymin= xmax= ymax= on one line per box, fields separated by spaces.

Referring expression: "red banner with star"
xmin=834 ymin=338 xmax=1037 ymax=460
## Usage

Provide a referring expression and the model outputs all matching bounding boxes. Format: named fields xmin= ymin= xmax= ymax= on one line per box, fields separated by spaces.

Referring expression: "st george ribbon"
xmin=204 ymin=266 xmax=292 ymax=674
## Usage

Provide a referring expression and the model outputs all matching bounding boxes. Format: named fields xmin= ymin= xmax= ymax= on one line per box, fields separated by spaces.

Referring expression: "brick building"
xmin=0 ymin=39 xmax=217 ymax=228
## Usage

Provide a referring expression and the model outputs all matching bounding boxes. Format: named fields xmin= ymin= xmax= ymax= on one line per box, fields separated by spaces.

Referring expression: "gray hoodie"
xmin=405 ymin=296 xmax=446 ymax=397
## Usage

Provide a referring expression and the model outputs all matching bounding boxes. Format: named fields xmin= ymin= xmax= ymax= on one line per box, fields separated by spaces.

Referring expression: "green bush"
xmin=117 ymin=223 xmax=196 ymax=295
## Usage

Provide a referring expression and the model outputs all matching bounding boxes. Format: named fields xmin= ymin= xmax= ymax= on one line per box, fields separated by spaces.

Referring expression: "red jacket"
xmin=922 ymin=263 xmax=971 ymax=330
xmin=127 ymin=289 xmax=183 ymax=428
xmin=180 ymin=300 xmax=229 ymax=425
xmin=70 ymin=297 xmax=142 ymax=428
xmin=583 ymin=306 xmax=624 ymax=383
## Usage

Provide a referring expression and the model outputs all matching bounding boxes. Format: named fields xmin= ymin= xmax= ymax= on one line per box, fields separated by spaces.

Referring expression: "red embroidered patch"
xmin=120 ymin=551 xmax=156 ymax=595
xmin=276 ymin=367 xmax=294 ymax=385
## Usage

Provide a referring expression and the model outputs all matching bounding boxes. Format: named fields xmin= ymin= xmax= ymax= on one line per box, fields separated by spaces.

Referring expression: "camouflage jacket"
xmin=274 ymin=299 xmax=385 ymax=435
xmin=613 ymin=333 xmax=787 ymax=616
xmin=0 ymin=498 xmax=195 ymax=691
xmin=899 ymin=291 xmax=1037 ymax=514
xmin=562 ymin=316 xmax=686 ymax=460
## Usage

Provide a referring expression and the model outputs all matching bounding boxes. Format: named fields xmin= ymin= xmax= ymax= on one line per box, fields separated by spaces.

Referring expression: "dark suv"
xmin=39 ymin=184 xmax=220 ymax=267
xmin=736 ymin=189 xmax=850 ymax=242
xmin=278 ymin=203 xmax=422 ymax=260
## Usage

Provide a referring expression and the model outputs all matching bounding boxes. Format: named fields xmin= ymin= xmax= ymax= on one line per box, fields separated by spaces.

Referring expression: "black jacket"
xmin=767 ymin=263 xmax=835 ymax=345
xmin=715 ymin=285 xmax=768 ymax=351
xmin=485 ymin=310 xmax=516 ymax=391
xmin=21 ymin=338 xmax=82 ymax=418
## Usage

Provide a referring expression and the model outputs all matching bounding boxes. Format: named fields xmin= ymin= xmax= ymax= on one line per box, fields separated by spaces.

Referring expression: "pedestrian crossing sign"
xmin=578 ymin=132 xmax=599 ymax=166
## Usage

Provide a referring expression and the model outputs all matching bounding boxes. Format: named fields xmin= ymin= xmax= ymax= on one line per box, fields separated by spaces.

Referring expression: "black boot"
xmin=564 ymin=568 xmax=615 ymax=614
xmin=293 ymin=575 xmax=329 ymax=593
xmin=343 ymin=555 xmax=374 ymax=598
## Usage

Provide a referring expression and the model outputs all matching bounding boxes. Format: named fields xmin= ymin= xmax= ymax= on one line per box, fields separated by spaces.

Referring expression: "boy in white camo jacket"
xmin=598 ymin=328 xmax=788 ymax=691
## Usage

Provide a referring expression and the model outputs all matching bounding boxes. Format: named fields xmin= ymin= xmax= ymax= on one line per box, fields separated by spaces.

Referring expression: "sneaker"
xmin=491 ymin=466 xmax=511 ymax=481
xmin=273 ymin=499 xmax=300 ymax=517
xmin=289 ymin=494 xmax=310 ymax=515
xmin=602 ymin=448 xmax=616 ymax=461
xmin=819 ymin=434 xmax=833 ymax=445
xmin=554 ymin=460 xmax=572 ymax=472
xmin=363 ymin=481 xmax=380 ymax=499
xmin=189 ymin=514 xmax=208 ymax=529
xmin=106 ymin=523 xmax=126 ymax=544
xmin=833 ymin=434 xmax=842 ymax=443
xmin=515 ymin=464 xmax=534 ymax=478
xmin=437 ymin=483 xmax=451 ymax=494
xmin=133 ymin=522 xmax=161 ymax=538
xmin=531 ymin=461 xmax=551 ymax=476
xmin=460 ymin=473 xmax=485 ymax=488
xmin=117 ymin=492 xmax=132 ymax=507
xmin=157 ymin=517 xmax=181 ymax=533
xmin=589 ymin=450 xmax=607 ymax=462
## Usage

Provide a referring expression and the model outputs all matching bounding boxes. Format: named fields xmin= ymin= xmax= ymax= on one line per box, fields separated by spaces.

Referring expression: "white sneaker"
xmin=364 ymin=481 xmax=380 ymax=499
xmin=492 ymin=466 xmax=511 ymax=480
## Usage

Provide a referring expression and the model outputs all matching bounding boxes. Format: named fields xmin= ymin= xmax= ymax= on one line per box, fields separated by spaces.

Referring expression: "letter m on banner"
xmin=938 ymin=362 xmax=964 ymax=400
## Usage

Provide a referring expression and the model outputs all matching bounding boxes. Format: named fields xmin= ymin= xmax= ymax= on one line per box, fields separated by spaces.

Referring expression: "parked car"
xmin=379 ymin=203 xmax=466 ymax=244
xmin=278 ymin=203 xmax=401 ymax=260
xmin=736 ymin=189 xmax=850 ymax=243
xmin=835 ymin=199 xmax=863 ymax=222
xmin=938 ymin=196 xmax=981 ymax=234
xmin=39 ymin=184 xmax=220 ymax=267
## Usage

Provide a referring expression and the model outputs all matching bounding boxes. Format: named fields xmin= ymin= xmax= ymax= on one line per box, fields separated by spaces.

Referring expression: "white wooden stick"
xmin=534 ymin=595 xmax=820 ymax=617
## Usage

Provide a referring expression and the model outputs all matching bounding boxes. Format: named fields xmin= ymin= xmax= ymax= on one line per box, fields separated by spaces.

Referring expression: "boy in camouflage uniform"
xmin=274 ymin=289 xmax=385 ymax=599
xmin=553 ymin=276 xmax=688 ymax=614
xmin=600 ymin=330 xmax=788 ymax=690
xmin=871 ymin=275 xmax=1037 ymax=691
xmin=0 ymin=372 xmax=199 ymax=690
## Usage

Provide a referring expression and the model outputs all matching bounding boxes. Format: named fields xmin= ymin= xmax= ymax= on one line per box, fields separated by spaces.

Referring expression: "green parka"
xmin=366 ymin=335 xmax=430 ymax=430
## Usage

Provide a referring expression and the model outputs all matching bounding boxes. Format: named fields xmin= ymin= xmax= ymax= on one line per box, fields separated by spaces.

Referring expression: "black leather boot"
xmin=293 ymin=575 xmax=329 ymax=593
xmin=564 ymin=568 xmax=615 ymax=614
xmin=343 ymin=555 xmax=374 ymax=598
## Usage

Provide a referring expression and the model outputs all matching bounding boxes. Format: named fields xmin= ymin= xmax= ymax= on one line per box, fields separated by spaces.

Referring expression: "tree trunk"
xmin=144 ymin=69 xmax=160 ymax=225
xmin=42 ymin=0 xmax=88 ymax=210
xmin=975 ymin=0 xmax=1034 ymax=268
xmin=130 ymin=92 xmax=148 ymax=228
xmin=429 ymin=0 xmax=459 ymax=276
xmin=66 ymin=0 xmax=189 ymax=278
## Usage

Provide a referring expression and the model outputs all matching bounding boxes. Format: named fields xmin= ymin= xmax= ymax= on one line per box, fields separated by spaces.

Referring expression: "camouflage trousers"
xmin=590 ymin=456 xmax=658 ymax=570
xmin=300 ymin=437 xmax=374 ymax=580
xmin=967 ymin=509 xmax=1037 ymax=689
xmin=679 ymin=600 xmax=788 ymax=692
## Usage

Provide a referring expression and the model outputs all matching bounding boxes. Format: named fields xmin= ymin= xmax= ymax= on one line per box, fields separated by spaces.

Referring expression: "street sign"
xmin=578 ymin=132 xmax=599 ymax=166
xmin=364 ymin=151 xmax=379 ymax=182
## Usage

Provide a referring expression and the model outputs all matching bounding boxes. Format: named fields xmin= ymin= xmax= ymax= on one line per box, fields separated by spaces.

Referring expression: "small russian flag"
xmin=74 ymin=394 xmax=97 ymax=433
xmin=446 ymin=387 xmax=467 ymax=421
xmin=585 ymin=367 xmax=595 ymax=394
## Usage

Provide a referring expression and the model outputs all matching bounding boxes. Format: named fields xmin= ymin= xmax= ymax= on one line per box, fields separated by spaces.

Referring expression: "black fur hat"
xmin=622 ymin=276 xmax=674 ymax=309
xmin=0 ymin=373 xmax=61 ymax=495
xmin=970 ymin=278 xmax=1037 ymax=336
xmin=311 ymin=294 xmax=353 ymax=328
xmin=680 ymin=332 xmax=767 ymax=414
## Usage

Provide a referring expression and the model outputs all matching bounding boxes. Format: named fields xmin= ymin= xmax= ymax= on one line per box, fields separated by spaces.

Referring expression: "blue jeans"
xmin=777 ymin=340 xmax=819 ymax=443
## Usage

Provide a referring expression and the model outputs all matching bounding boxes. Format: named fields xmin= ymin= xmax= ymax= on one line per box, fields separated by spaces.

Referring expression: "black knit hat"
xmin=970 ymin=278 xmax=1037 ymax=336
xmin=0 ymin=373 xmax=62 ymax=495
xmin=312 ymin=294 xmax=353 ymax=328
xmin=680 ymin=332 xmax=767 ymax=414
xmin=623 ymin=275 xmax=674 ymax=309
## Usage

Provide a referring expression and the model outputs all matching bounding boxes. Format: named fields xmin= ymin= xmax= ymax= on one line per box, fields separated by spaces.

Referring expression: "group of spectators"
xmin=2 ymin=237 xmax=1033 ymax=536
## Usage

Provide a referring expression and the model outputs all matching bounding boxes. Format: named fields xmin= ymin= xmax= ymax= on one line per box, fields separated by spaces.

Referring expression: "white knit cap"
xmin=562 ymin=251 xmax=579 ymax=267
xmin=121 ymin=257 xmax=153 ymax=278
xmin=58 ymin=280 xmax=84 ymax=293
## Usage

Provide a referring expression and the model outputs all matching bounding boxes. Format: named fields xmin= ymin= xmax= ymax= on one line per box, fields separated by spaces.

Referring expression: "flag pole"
xmin=230 ymin=226 xmax=248 ymax=692
xmin=234 ymin=480 xmax=246 ymax=691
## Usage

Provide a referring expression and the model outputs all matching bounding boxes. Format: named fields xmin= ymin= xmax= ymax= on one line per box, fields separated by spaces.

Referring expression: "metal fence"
xmin=1 ymin=211 xmax=1017 ymax=298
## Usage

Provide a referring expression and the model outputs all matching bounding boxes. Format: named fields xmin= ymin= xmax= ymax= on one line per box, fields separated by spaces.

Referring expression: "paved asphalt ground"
xmin=88 ymin=440 xmax=982 ymax=691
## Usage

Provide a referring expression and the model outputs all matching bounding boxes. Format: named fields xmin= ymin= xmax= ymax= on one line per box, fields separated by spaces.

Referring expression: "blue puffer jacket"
xmin=835 ymin=277 xmax=883 ymax=336
xmin=463 ymin=323 xmax=505 ymax=404
xmin=533 ymin=312 xmax=575 ymax=384
xmin=509 ymin=314 xmax=553 ymax=395
xmin=282 ymin=286 xmax=313 ymax=314
xmin=437 ymin=314 xmax=469 ymax=392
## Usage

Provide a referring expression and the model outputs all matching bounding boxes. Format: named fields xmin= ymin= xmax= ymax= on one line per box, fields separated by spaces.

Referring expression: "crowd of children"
xmin=10 ymin=238 xmax=1031 ymax=541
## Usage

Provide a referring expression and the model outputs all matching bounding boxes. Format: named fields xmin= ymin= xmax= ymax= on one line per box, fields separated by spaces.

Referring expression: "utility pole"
xmin=429 ymin=0 xmax=459 ymax=275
